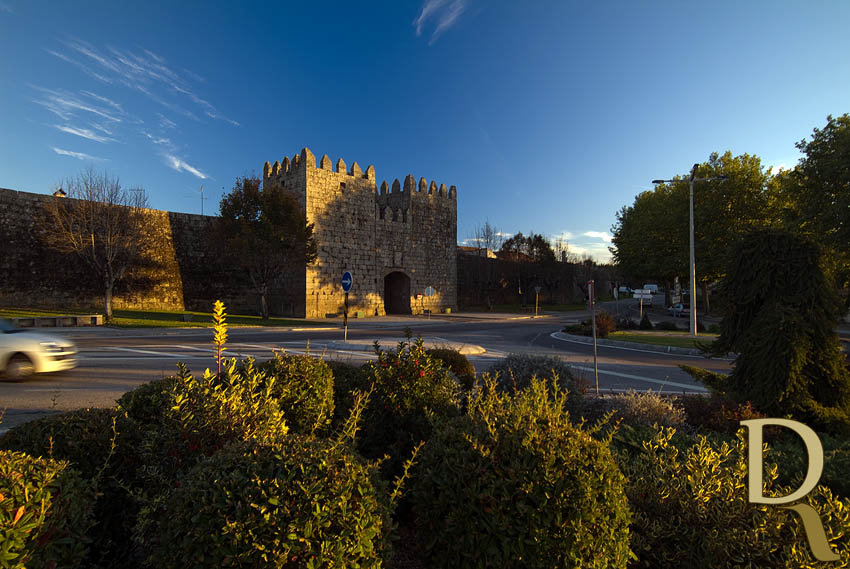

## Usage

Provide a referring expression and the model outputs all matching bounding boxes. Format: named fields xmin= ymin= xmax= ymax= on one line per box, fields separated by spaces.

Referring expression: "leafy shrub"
xmin=425 ymin=348 xmax=476 ymax=391
xmin=619 ymin=426 xmax=850 ymax=568
xmin=327 ymin=359 xmax=369 ymax=429
xmin=655 ymin=320 xmax=679 ymax=331
xmin=617 ymin=318 xmax=639 ymax=330
xmin=678 ymin=393 xmax=765 ymax=435
xmin=413 ymin=378 xmax=631 ymax=569
xmin=0 ymin=409 xmax=143 ymax=568
xmin=0 ymin=450 xmax=94 ymax=569
xmin=132 ymin=360 xmax=290 ymax=511
xmin=767 ymin=431 xmax=850 ymax=500
xmin=487 ymin=353 xmax=584 ymax=413
xmin=707 ymin=323 xmax=721 ymax=334
xmin=358 ymin=339 xmax=460 ymax=475
xmin=259 ymin=353 xmax=334 ymax=434
xmin=639 ymin=313 xmax=653 ymax=330
xmin=116 ymin=376 xmax=178 ymax=424
xmin=140 ymin=437 xmax=390 ymax=569
xmin=595 ymin=390 xmax=686 ymax=427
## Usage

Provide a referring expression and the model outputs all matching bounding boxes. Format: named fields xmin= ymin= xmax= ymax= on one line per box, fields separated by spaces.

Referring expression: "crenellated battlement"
xmin=264 ymin=148 xmax=457 ymax=202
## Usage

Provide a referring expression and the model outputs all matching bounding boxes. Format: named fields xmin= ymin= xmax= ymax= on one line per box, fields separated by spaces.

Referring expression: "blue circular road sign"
xmin=341 ymin=271 xmax=353 ymax=292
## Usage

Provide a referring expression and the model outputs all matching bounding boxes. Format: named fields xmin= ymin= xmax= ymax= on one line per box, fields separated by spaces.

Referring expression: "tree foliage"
xmin=684 ymin=230 xmax=850 ymax=433
xmin=216 ymin=176 xmax=317 ymax=319
xmin=499 ymin=231 xmax=556 ymax=263
xmin=780 ymin=114 xmax=850 ymax=288
xmin=42 ymin=167 xmax=148 ymax=320
xmin=610 ymin=151 xmax=773 ymax=303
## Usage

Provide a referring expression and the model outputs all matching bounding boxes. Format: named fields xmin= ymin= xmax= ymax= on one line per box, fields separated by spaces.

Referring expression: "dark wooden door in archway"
xmin=384 ymin=271 xmax=411 ymax=314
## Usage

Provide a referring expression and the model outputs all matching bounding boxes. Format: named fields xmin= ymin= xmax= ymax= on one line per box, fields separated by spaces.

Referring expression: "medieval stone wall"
xmin=0 ymin=188 xmax=257 ymax=314
xmin=263 ymin=148 xmax=458 ymax=318
xmin=1 ymin=147 xmax=458 ymax=319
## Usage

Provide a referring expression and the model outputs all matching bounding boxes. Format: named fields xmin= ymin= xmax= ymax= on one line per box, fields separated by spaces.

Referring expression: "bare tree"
xmin=551 ymin=235 xmax=579 ymax=264
xmin=473 ymin=220 xmax=504 ymax=257
xmin=42 ymin=168 xmax=148 ymax=321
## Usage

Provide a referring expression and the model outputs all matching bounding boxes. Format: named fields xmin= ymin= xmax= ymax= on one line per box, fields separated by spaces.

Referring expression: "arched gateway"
xmin=384 ymin=271 xmax=411 ymax=314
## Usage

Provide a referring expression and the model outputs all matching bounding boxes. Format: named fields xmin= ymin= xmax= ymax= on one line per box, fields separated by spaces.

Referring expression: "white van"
xmin=643 ymin=284 xmax=659 ymax=294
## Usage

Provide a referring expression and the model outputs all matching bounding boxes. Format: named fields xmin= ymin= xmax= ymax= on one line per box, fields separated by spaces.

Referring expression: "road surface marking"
xmin=567 ymin=365 xmax=707 ymax=392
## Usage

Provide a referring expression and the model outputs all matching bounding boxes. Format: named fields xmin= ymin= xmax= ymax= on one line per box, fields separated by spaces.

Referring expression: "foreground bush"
xmin=620 ymin=426 xmax=850 ymax=568
xmin=425 ymin=348 xmax=476 ymax=391
xmin=358 ymin=339 xmax=461 ymax=475
xmin=0 ymin=450 xmax=93 ymax=569
xmin=259 ymin=353 xmax=335 ymax=434
xmin=327 ymin=360 xmax=369 ymax=429
xmin=487 ymin=353 xmax=584 ymax=412
xmin=140 ymin=438 xmax=389 ymax=569
xmin=413 ymin=378 xmax=631 ymax=569
xmin=0 ymin=409 xmax=142 ymax=568
xmin=591 ymin=390 xmax=686 ymax=427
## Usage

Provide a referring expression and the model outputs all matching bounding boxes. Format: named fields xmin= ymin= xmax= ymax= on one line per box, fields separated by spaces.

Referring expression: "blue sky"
xmin=2 ymin=1 xmax=849 ymax=261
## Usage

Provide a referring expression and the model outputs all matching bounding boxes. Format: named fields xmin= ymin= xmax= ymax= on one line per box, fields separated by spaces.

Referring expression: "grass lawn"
xmin=0 ymin=307 xmax=330 ymax=329
xmin=607 ymin=330 xmax=718 ymax=349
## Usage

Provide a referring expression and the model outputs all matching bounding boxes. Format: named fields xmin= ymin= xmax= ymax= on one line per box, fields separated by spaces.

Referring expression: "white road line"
xmin=550 ymin=332 xmax=732 ymax=360
xmin=174 ymin=345 xmax=217 ymax=352
xmin=568 ymin=365 xmax=707 ymax=391
xmin=105 ymin=347 xmax=184 ymax=357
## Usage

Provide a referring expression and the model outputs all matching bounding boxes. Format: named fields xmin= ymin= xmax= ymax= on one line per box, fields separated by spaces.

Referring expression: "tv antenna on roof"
xmin=199 ymin=185 xmax=207 ymax=215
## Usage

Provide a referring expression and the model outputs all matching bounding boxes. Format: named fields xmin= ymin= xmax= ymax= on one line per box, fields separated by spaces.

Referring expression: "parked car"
xmin=667 ymin=303 xmax=690 ymax=317
xmin=0 ymin=318 xmax=77 ymax=380
xmin=618 ymin=286 xmax=633 ymax=294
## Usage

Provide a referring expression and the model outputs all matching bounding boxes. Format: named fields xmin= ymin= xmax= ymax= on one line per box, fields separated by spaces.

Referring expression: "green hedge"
xmin=0 ymin=450 xmax=93 ymax=569
xmin=0 ymin=408 xmax=142 ymax=568
xmin=139 ymin=438 xmax=389 ymax=568
xmin=413 ymin=378 xmax=631 ymax=568
xmin=358 ymin=339 xmax=461 ymax=477
xmin=619 ymin=426 xmax=850 ymax=568
xmin=259 ymin=353 xmax=335 ymax=434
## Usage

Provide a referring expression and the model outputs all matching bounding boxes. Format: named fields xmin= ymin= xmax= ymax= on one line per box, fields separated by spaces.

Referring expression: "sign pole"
xmin=341 ymin=271 xmax=353 ymax=342
xmin=588 ymin=280 xmax=599 ymax=395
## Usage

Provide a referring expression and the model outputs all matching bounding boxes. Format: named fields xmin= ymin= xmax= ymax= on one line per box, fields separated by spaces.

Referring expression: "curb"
xmin=551 ymin=331 xmax=705 ymax=356
xmin=326 ymin=338 xmax=486 ymax=355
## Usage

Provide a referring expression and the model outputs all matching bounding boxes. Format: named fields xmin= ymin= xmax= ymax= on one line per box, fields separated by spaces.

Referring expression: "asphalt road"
xmin=0 ymin=311 xmax=730 ymax=432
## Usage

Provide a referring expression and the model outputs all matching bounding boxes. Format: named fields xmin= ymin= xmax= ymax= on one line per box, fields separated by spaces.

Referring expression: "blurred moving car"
xmin=0 ymin=318 xmax=77 ymax=380
xmin=667 ymin=303 xmax=690 ymax=317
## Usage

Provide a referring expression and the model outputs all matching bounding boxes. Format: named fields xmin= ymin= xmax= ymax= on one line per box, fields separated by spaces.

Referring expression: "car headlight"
xmin=39 ymin=341 xmax=64 ymax=352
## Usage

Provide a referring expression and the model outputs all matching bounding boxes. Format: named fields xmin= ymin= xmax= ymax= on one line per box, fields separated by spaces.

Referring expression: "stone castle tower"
xmin=263 ymin=148 xmax=457 ymax=319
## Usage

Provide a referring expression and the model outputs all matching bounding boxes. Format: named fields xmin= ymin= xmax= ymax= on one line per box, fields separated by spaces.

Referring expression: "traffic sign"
xmin=534 ymin=286 xmax=542 ymax=294
xmin=341 ymin=271 xmax=353 ymax=292
xmin=424 ymin=286 xmax=436 ymax=297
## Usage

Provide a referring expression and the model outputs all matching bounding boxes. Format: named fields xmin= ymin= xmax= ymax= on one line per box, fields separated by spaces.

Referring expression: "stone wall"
xmin=0 ymin=188 xmax=257 ymax=315
xmin=2 ymin=147 xmax=458 ymax=320
xmin=263 ymin=148 xmax=458 ymax=318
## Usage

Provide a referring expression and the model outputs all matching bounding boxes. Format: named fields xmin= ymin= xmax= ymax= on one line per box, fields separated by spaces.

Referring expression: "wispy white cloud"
xmin=143 ymin=131 xmax=174 ymax=149
xmin=52 ymin=38 xmax=238 ymax=127
xmin=157 ymin=113 xmax=177 ymax=130
xmin=32 ymin=86 xmax=123 ymax=123
xmin=164 ymin=154 xmax=208 ymax=179
xmin=583 ymin=231 xmax=612 ymax=242
xmin=0 ymin=2 xmax=13 ymax=14
xmin=413 ymin=0 xmax=469 ymax=45
xmin=52 ymin=146 xmax=106 ymax=161
xmin=54 ymin=124 xmax=114 ymax=143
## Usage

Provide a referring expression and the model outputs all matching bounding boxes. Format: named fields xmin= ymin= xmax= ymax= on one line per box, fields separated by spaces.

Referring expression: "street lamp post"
xmin=652 ymin=165 xmax=727 ymax=337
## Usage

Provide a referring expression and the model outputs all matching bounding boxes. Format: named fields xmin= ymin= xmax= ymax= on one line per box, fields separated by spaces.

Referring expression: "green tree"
xmin=683 ymin=230 xmax=850 ymax=434
xmin=610 ymin=151 xmax=774 ymax=312
xmin=499 ymin=232 xmax=556 ymax=263
xmin=780 ymin=114 xmax=850 ymax=290
xmin=216 ymin=176 xmax=317 ymax=319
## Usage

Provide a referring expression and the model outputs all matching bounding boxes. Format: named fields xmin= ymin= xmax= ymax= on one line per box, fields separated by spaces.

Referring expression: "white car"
xmin=667 ymin=303 xmax=690 ymax=317
xmin=0 ymin=318 xmax=77 ymax=380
